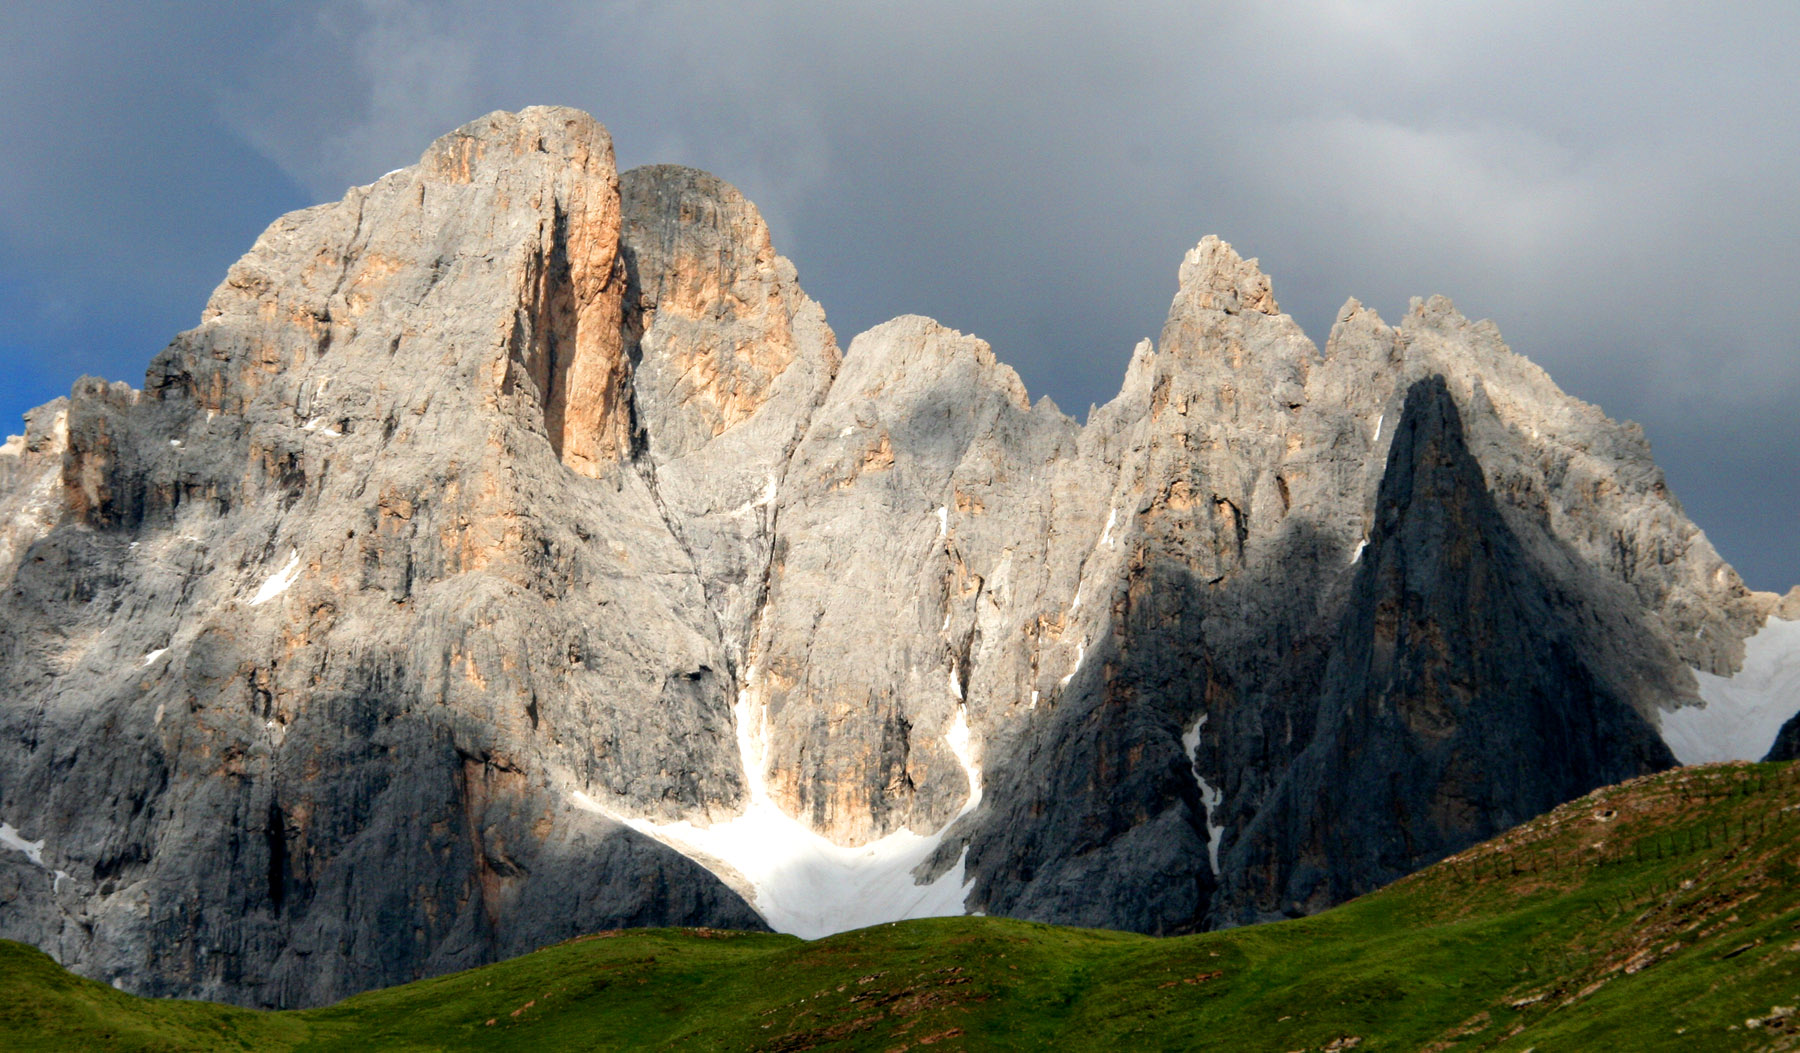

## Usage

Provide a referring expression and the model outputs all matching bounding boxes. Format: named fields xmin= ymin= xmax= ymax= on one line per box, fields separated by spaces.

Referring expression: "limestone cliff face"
xmin=0 ymin=108 xmax=769 ymax=1009
xmin=0 ymin=107 xmax=1787 ymax=1007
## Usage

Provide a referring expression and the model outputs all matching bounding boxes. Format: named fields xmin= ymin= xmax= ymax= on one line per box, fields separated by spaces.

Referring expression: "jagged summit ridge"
xmin=0 ymin=107 xmax=1792 ymax=1007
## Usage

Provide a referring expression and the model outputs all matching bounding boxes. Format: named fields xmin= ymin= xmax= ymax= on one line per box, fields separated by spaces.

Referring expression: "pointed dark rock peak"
xmin=1219 ymin=375 xmax=1676 ymax=922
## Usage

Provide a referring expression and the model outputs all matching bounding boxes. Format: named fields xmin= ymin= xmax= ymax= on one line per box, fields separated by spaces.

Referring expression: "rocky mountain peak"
xmin=0 ymin=106 xmax=1791 ymax=1009
xmin=1175 ymin=234 xmax=1280 ymax=317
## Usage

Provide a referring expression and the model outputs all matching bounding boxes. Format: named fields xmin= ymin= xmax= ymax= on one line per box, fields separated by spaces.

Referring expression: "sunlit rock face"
xmin=0 ymin=107 xmax=1790 ymax=1008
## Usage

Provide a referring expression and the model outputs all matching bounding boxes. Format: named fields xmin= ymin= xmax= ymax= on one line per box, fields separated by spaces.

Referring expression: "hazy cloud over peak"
xmin=2 ymin=1 xmax=1795 ymax=589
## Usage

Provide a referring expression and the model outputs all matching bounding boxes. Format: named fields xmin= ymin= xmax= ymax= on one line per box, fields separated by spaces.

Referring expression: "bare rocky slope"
xmin=0 ymin=107 xmax=1792 ymax=1007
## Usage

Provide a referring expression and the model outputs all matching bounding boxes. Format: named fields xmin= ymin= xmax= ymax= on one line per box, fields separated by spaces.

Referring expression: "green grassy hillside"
xmin=6 ymin=761 xmax=1800 ymax=1051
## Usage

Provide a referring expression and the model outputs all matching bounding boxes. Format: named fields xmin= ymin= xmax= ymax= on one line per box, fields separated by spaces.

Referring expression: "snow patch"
xmin=0 ymin=822 xmax=46 ymax=868
xmin=1371 ymin=413 xmax=1384 ymax=444
xmin=301 ymin=417 xmax=341 ymax=438
xmin=1058 ymin=641 xmax=1086 ymax=689
xmin=935 ymin=506 xmax=948 ymax=539
xmin=573 ymin=682 xmax=983 ymax=939
xmin=1029 ymin=689 xmax=1039 ymax=710
xmin=1100 ymin=507 xmax=1118 ymax=548
xmin=1350 ymin=538 xmax=1367 ymax=564
xmin=729 ymin=474 xmax=779 ymax=517
xmin=1182 ymin=716 xmax=1226 ymax=876
xmin=249 ymin=551 xmax=302 ymax=606
xmin=0 ymin=435 xmax=22 ymax=459
xmin=948 ymin=668 xmax=963 ymax=700
xmin=141 ymin=648 xmax=168 ymax=668
xmin=838 ymin=426 xmax=855 ymax=438
xmin=1660 ymin=616 xmax=1800 ymax=764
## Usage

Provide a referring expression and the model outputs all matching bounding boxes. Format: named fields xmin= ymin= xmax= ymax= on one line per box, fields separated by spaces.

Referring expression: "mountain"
xmin=0 ymin=106 xmax=1793 ymax=1007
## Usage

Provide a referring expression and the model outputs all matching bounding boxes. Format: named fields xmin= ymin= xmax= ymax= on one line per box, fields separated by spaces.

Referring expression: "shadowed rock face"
xmin=1765 ymin=715 xmax=1800 ymax=762
xmin=1217 ymin=377 xmax=1676 ymax=922
xmin=0 ymin=107 xmax=1785 ymax=1006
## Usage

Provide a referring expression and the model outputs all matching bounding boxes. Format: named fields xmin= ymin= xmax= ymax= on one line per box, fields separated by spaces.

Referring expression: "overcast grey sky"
xmin=1 ymin=2 xmax=1794 ymax=591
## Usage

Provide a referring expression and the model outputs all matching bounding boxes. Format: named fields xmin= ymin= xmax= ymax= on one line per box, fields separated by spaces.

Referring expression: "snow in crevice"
xmin=1660 ymin=616 xmax=1800 ymax=765
xmin=1371 ymin=413 xmax=1384 ymax=444
xmin=1100 ymin=507 xmax=1118 ymax=548
xmin=948 ymin=668 xmax=963 ymax=700
xmin=0 ymin=822 xmax=46 ymax=867
xmin=141 ymin=648 xmax=168 ymax=668
xmin=248 ymin=551 xmax=302 ymax=606
xmin=1069 ymin=583 xmax=1083 ymax=614
xmin=301 ymin=417 xmax=341 ymax=438
xmin=934 ymin=505 xmax=948 ymax=539
xmin=728 ymin=475 xmax=779 ymax=517
xmin=1350 ymin=537 xmax=1367 ymax=564
xmin=573 ymin=676 xmax=983 ymax=940
xmin=1182 ymin=716 xmax=1226 ymax=876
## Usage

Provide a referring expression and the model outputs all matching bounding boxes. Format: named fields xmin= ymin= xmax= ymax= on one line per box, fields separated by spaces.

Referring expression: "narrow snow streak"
xmin=1182 ymin=717 xmax=1226 ymax=876
xmin=141 ymin=648 xmax=168 ymax=667
xmin=1100 ymin=507 xmax=1118 ymax=548
xmin=1350 ymin=538 xmax=1367 ymax=564
xmin=574 ymin=679 xmax=983 ymax=940
xmin=1660 ymin=616 xmax=1800 ymax=764
xmin=1371 ymin=413 xmax=1384 ymax=444
xmin=249 ymin=551 xmax=302 ymax=606
xmin=935 ymin=505 xmax=948 ymax=539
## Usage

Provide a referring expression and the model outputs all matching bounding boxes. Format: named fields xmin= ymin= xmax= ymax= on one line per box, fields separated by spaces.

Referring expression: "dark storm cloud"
xmin=1 ymin=1 xmax=1794 ymax=589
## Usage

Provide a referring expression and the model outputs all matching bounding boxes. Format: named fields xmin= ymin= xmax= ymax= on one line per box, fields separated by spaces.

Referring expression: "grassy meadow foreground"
xmin=5 ymin=761 xmax=1800 ymax=1052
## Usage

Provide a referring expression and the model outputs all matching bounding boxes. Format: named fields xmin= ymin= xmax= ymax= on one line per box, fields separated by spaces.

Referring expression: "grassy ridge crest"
xmin=5 ymin=761 xmax=1800 ymax=1051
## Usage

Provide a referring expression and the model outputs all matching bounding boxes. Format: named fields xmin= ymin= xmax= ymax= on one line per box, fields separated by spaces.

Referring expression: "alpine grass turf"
xmin=5 ymin=761 xmax=1800 ymax=1051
